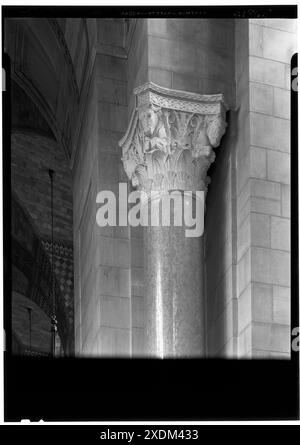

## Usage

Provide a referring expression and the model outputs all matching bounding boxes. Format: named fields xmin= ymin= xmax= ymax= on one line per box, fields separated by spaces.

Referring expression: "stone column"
xmin=120 ymin=82 xmax=227 ymax=357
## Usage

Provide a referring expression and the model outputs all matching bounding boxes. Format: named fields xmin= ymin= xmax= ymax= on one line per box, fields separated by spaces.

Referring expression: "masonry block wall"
xmin=96 ymin=29 xmax=131 ymax=356
xmin=127 ymin=19 xmax=149 ymax=114
xmin=11 ymin=133 xmax=73 ymax=243
xmin=11 ymin=131 xmax=75 ymax=352
xmin=147 ymin=19 xmax=235 ymax=108
xmin=236 ymin=19 xmax=296 ymax=357
xmin=73 ymin=19 xmax=131 ymax=356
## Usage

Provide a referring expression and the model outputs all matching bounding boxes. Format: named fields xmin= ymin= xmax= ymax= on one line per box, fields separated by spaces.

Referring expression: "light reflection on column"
xmin=156 ymin=262 xmax=164 ymax=358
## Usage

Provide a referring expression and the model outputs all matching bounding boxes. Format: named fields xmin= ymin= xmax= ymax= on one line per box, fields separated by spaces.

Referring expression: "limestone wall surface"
xmin=237 ymin=19 xmax=296 ymax=358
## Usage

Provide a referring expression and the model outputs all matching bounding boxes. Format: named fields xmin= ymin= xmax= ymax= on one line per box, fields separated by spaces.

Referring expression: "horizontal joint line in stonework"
xmin=250 ymin=211 xmax=290 ymax=221
xmin=253 ymin=322 xmax=290 ymax=329
xmin=252 ymin=350 xmax=290 ymax=355
xmin=238 ymin=178 xmax=290 ymax=198
xmin=253 ymin=350 xmax=290 ymax=356
xmin=247 ymin=144 xmax=290 ymax=154
xmin=99 ymin=294 xmax=130 ymax=299
xmin=250 ymin=109 xmax=291 ymax=121
xmin=250 ymin=55 xmax=292 ymax=67
xmin=238 ymin=282 xmax=290 ymax=303
xmin=248 ymin=143 xmax=291 ymax=155
xmin=250 ymin=144 xmax=291 ymax=154
xmin=238 ymin=245 xmax=291 ymax=258
xmin=251 ymin=280 xmax=290 ymax=289
xmin=255 ymin=23 xmax=297 ymax=36
xmin=251 ymin=191 xmax=288 ymax=201
xmin=252 ymin=24 xmax=297 ymax=37
xmin=100 ymin=325 xmax=130 ymax=331
xmin=238 ymin=194 xmax=276 ymax=210
xmin=250 ymin=81 xmax=291 ymax=93
xmin=237 ymin=200 xmax=278 ymax=224
xmin=237 ymin=321 xmax=290 ymax=336
xmin=249 ymin=54 xmax=296 ymax=66
xmin=99 ymin=264 xmax=131 ymax=270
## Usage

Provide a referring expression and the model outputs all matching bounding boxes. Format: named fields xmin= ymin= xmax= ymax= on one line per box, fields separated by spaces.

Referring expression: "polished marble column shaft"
xmin=143 ymin=204 xmax=205 ymax=357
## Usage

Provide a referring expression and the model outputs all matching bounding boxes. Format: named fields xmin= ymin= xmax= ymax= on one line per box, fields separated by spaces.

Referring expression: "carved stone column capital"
xmin=119 ymin=82 xmax=228 ymax=194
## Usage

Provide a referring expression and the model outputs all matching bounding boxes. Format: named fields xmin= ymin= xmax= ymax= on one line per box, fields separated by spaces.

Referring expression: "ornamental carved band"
xmin=119 ymin=82 xmax=228 ymax=194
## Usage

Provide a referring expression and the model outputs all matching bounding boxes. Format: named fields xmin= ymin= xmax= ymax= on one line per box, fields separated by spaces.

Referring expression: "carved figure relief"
xmin=120 ymin=82 xmax=228 ymax=195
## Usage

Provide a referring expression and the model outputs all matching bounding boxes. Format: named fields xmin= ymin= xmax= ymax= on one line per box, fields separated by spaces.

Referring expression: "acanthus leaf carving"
xmin=119 ymin=82 xmax=228 ymax=195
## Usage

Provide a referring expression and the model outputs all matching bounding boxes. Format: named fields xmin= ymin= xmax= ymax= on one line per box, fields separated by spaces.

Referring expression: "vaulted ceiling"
xmin=4 ymin=18 xmax=97 ymax=163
